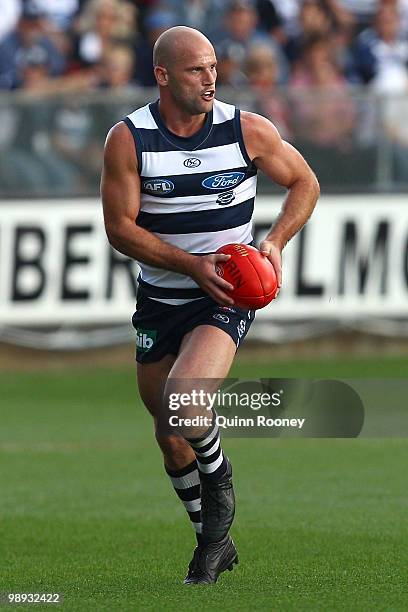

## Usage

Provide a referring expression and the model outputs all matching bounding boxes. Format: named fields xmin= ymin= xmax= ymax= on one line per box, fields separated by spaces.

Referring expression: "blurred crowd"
xmin=0 ymin=0 xmax=407 ymax=194
xmin=1 ymin=0 xmax=407 ymax=94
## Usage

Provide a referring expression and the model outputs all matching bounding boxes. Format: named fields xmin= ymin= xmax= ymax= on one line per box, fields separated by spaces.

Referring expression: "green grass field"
xmin=1 ymin=354 xmax=407 ymax=611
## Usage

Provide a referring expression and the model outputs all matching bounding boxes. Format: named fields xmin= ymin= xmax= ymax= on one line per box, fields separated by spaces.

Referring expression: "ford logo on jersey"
xmin=142 ymin=178 xmax=174 ymax=195
xmin=202 ymin=172 xmax=245 ymax=190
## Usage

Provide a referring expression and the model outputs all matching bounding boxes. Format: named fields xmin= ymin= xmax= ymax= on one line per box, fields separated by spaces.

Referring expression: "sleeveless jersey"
xmin=124 ymin=99 xmax=257 ymax=304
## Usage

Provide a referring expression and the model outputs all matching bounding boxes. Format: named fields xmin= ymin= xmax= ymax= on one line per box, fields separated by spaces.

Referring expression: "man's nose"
xmin=202 ymin=68 xmax=215 ymax=85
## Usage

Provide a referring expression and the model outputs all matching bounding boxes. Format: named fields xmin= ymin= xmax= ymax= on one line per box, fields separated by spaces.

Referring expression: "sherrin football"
xmin=215 ymin=243 xmax=278 ymax=310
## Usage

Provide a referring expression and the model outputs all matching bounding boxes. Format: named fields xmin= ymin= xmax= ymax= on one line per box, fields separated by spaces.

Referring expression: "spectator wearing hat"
xmin=0 ymin=3 xmax=66 ymax=89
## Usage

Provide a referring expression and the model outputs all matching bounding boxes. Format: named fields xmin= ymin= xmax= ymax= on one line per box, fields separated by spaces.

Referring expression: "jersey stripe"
xmin=141 ymin=142 xmax=246 ymax=177
xmin=139 ymin=175 xmax=257 ymax=214
xmin=142 ymin=222 xmax=252 ymax=263
xmin=133 ymin=119 xmax=237 ymax=153
xmin=137 ymin=197 xmax=254 ymax=234
xmin=140 ymin=166 xmax=256 ymax=199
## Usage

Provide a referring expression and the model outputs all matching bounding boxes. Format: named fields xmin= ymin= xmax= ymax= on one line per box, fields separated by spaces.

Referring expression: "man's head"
xmin=153 ymin=26 xmax=217 ymax=116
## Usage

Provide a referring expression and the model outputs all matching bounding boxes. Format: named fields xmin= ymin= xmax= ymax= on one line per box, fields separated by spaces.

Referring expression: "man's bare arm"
xmin=241 ymin=112 xmax=320 ymax=286
xmin=101 ymin=122 xmax=234 ymax=304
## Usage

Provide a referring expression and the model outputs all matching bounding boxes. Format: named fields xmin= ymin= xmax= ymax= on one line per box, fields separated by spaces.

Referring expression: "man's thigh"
xmin=137 ymin=325 xmax=235 ymax=418
xmin=170 ymin=325 xmax=237 ymax=379
xmin=137 ymin=353 xmax=176 ymax=418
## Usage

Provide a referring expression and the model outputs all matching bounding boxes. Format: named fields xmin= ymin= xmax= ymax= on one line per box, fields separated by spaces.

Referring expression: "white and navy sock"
xmin=187 ymin=422 xmax=228 ymax=482
xmin=165 ymin=459 xmax=202 ymax=543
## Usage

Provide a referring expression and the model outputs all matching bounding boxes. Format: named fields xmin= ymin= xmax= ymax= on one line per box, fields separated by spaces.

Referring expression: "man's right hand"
xmin=188 ymin=254 xmax=235 ymax=306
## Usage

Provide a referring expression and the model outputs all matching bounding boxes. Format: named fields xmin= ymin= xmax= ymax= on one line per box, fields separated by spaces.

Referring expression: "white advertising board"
xmin=0 ymin=195 xmax=407 ymax=325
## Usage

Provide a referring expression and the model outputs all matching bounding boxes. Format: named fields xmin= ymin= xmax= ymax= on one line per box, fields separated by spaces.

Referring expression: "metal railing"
xmin=0 ymin=87 xmax=406 ymax=198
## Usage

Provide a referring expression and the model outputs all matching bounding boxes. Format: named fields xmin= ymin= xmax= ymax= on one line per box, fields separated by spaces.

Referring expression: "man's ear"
xmin=154 ymin=65 xmax=168 ymax=86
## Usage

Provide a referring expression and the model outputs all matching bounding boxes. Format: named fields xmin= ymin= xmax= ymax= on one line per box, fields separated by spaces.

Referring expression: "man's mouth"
xmin=201 ymin=89 xmax=215 ymax=101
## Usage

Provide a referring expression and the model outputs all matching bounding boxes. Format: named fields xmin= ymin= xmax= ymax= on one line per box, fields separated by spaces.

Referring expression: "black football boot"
xmin=201 ymin=457 xmax=235 ymax=543
xmin=183 ymin=534 xmax=238 ymax=585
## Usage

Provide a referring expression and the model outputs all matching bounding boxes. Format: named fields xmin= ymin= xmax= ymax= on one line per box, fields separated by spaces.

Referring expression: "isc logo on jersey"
xmin=202 ymin=172 xmax=245 ymax=190
xmin=142 ymin=179 xmax=174 ymax=195
xmin=136 ymin=329 xmax=157 ymax=352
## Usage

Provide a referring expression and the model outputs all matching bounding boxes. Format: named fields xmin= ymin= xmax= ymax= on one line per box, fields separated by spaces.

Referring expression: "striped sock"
xmin=187 ymin=422 xmax=228 ymax=482
xmin=165 ymin=459 xmax=202 ymax=542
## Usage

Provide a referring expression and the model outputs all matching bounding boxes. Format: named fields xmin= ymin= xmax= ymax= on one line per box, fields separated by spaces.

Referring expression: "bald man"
xmin=101 ymin=26 xmax=319 ymax=585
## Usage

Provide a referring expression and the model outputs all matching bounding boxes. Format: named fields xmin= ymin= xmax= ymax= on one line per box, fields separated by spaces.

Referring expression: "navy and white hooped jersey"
xmin=123 ymin=98 xmax=257 ymax=304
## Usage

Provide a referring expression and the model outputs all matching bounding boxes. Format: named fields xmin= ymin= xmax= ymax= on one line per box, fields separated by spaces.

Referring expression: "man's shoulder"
xmin=240 ymin=111 xmax=280 ymax=158
xmin=125 ymin=102 xmax=157 ymax=130
xmin=213 ymin=98 xmax=238 ymax=125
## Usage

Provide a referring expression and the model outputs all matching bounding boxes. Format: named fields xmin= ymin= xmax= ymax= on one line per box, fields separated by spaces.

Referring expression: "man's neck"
xmin=158 ymin=100 xmax=207 ymax=138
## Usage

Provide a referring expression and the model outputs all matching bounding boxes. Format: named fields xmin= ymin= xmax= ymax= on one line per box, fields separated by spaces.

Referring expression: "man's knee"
xmin=155 ymin=432 xmax=195 ymax=470
xmin=155 ymin=432 xmax=188 ymax=453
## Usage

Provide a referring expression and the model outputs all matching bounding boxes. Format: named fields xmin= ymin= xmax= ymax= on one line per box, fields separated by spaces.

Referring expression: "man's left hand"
xmin=259 ymin=240 xmax=282 ymax=294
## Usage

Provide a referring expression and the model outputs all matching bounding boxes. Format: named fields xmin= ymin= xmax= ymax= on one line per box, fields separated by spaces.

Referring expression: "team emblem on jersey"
xmin=202 ymin=172 xmax=245 ymax=190
xmin=216 ymin=191 xmax=235 ymax=205
xmin=183 ymin=157 xmax=201 ymax=168
xmin=213 ymin=313 xmax=229 ymax=324
xmin=142 ymin=178 xmax=174 ymax=195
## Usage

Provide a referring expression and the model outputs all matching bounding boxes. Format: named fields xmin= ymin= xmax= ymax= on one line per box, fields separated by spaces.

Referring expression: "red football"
xmin=215 ymin=243 xmax=278 ymax=309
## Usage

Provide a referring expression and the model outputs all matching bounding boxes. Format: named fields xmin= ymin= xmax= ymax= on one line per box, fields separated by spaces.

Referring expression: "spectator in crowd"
xmin=23 ymin=0 xmax=84 ymax=65
xmin=215 ymin=0 xmax=289 ymax=85
xmin=285 ymin=0 xmax=354 ymax=65
xmin=215 ymin=42 xmax=247 ymax=87
xmin=352 ymin=3 xmax=408 ymax=86
xmin=97 ymin=43 xmax=136 ymax=90
xmin=70 ymin=0 xmax=136 ymax=70
xmin=0 ymin=3 xmax=66 ymax=89
xmin=290 ymin=33 xmax=355 ymax=148
xmin=244 ymin=44 xmax=292 ymax=140
xmin=289 ymin=32 xmax=378 ymax=186
xmin=133 ymin=9 xmax=176 ymax=86
xmin=256 ymin=0 xmax=284 ymax=42
xmin=14 ymin=43 xmax=53 ymax=91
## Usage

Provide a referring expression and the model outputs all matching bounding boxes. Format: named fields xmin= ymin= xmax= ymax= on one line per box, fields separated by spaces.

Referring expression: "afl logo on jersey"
xmin=202 ymin=172 xmax=245 ymax=190
xmin=142 ymin=178 xmax=174 ymax=195
xmin=183 ymin=157 xmax=201 ymax=168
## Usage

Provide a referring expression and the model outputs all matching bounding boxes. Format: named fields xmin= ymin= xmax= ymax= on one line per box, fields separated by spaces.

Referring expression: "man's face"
xmin=164 ymin=45 xmax=217 ymax=115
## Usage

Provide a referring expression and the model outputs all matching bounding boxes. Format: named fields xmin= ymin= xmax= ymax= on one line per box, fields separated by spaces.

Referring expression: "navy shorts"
xmin=132 ymin=290 xmax=255 ymax=364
